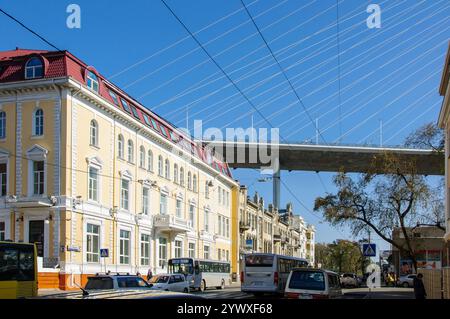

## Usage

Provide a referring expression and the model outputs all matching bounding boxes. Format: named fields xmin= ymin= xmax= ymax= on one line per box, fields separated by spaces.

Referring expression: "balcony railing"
xmin=239 ymin=221 xmax=250 ymax=232
xmin=153 ymin=214 xmax=192 ymax=233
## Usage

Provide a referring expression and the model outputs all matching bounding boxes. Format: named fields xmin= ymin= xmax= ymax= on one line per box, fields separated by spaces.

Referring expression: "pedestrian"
xmin=413 ymin=273 xmax=427 ymax=299
xmin=147 ymin=268 xmax=153 ymax=281
xmin=136 ymin=271 xmax=141 ymax=278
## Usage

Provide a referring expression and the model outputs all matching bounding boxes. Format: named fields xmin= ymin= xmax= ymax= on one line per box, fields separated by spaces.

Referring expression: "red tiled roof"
xmin=0 ymin=48 xmax=232 ymax=178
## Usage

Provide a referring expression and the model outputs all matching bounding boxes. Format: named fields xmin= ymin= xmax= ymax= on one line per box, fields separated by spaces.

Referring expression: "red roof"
xmin=0 ymin=48 xmax=232 ymax=178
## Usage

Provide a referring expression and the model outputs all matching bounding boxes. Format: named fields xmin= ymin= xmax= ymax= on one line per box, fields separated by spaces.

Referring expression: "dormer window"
xmin=109 ymin=90 xmax=120 ymax=106
xmin=87 ymin=71 xmax=99 ymax=92
xmin=25 ymin=57 xmax=43 ymax=79
xmin=120 ymin=98 xmax=131 ymax=114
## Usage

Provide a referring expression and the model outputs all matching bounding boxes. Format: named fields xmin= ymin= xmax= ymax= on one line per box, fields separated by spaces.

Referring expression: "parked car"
xmin=284 ymin=268 xmax=342 ymax=299
xmin=397 ymin=274 xmax=416 ymax=288
xmin=340 ymin=273 xmax=359 ymax=288
xmin=84 ymin=273 xmax=152 ymax=291
xmin=35 ymin=289 xmax=203 ymax=299
xmin=148 ymin=274 xmax=190 ymax=293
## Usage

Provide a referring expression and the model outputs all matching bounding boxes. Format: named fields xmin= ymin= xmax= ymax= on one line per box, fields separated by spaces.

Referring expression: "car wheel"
xmin=200 ymin=280 xmax=206 ymax=292
xmin=183 ymin=287 xmax=189 ymax=293
xmin=403 ymin=282 xmax=410 ymax=288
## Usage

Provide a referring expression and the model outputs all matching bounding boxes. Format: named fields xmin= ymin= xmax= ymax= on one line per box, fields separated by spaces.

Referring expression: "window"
xmin=33 ymin=109 xmax=44 ymax=136
xmin=0 ymin=112 xmax=5 ymax=139
xmin=120 ymin=98 xmax=131 ymax=113
xmin=189 ymin=204 xmax=195 ymax=225
xmin=86 ymin=71 xmax=99 ymax=92
xmin=160 ymin=193 xmax=167 ymax=215
xmin=204 ymin=245 xmax=210 ymax=260
xmin=226 ymin=250 xmax=229 ymax=262
xmin=118 ymin=134 xmax=124 ymax=159
xmin=174 ymin=240 xmax=182 ymax=258
xmin=109 ymin=90 xmax=120 ymax=106
xmin=158 ymin=237 xmax=167 ymax=268
xmin=217 ymin=249 xmax=221 ymax=261
xmin=127 ymin=140 xmax=134 ymax=163
xmin=140 ymin=234 xmax=150 ymax=266
xmin=142 ymin=187 xmax=149 ymax=215
xmin=158 ymin=155 xmax=163 ymax=176
xmin=187 ymin=172 xmax=192 ymax=190
xmin=164 ymin=159 xmax=170 ymax=179
xmin=90 ymin=120 xmax=98 ymax=146
xmin=174 ymin=164 xmax=178 ymax=183
xmin=218 ymin=215 xmax=222 ymax=236
xmin=86 ymin=223 xmax=100 ymax=263
xmin=139 ymin=146 xmax=145 ymax=168
xmin=192 ymin=175 xmax=197 ymax=192
xmin=25 ymin=57 xmax=43 ymax=79
xmin=0 ymin=163 xmax=6 ymax=197
xmin=218 ymin=187 xmax=222 ymax=204
xmin=147 ymin=150 xmax=153 ymax=171
xmin=0 ymin=221 xmax=4 ymax=241
xmin=226 ymin=218 xmax=229 ymax=238
xmin=180 ymin=167 xmax=185 ymax=186
xmin=143 ymin=113 xmax=151 ymax=127
xmin=188 ymin=242 xmax=195 ymax=258
xmin=88 ymin=166 xmax=99 ymax=202
xmin=130 ymin=105 xmax=140 ymax=120
xmin=119 ymin=230 xmax=131 ymax=264
xmin=176 ymin=198 xmax=182 ymax=218
xmin=33 ymin=161 xmax=44 ymax=195
xmin=204 ymin=209 xmax=209 ymax=232
xmin=120 ymin=179 xmax=129 ymax=210
xmin=205 ymin=182 xmax=209 ymax=198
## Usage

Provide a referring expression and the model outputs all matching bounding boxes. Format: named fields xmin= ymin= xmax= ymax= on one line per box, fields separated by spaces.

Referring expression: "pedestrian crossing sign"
xmin=363 ymin=243 xmax=376 ymax=257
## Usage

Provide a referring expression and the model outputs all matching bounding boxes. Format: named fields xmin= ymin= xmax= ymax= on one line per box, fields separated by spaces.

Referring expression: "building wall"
xmin=0 ymin=81 xmax=237 ymax=289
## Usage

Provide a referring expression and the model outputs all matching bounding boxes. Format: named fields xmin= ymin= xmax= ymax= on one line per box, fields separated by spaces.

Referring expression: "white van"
xmin=284 ymin=268 xmax=342 ymax=299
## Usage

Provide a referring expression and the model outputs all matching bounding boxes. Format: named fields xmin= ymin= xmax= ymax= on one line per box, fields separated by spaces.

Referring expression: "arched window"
xmin=33 ymin=108 xmax=44 ymax=136
xmin=148 ymin=150 xmax=153 ymax=171
xmin=0 ymin=111 xmax=6 ymax=139
xmin=25 ymin=57 xmax=43 ymax=79
xmin=118 ymin=134 xmax=124 ymax=159
xmin=90 ymin=119 xmax=98 ymax=146
xmin=127 ymin=140 xmax=134 ymax=163
xmin=139 ymin=146 xmax=145 ymax=168
xmin=187 ymin=172 xmax=192 ymax=190
xmin=193 ymin=174 xmax=197 ymax=192
xmin=158 ymin=155 xmax=163 ymax=176
xmin=174 ymin=164 xmax=178 ymax=183
xmin=86 ymin=71 xmax=99 ymax=92
xmin=164 ymin=159 xmax=170 ymax=179
xmin=180 ymin=167 xmax=185 ymax=186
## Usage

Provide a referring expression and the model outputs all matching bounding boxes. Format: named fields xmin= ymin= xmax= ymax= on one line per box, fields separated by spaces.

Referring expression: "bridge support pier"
xmin=273 ymin=157 xmax=280 ymax=211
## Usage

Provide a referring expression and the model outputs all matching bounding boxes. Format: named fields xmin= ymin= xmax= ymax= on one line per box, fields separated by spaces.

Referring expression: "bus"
xmin=0 ymin=241 xmax=38 ymax=299
xmin=241 ymin=253 xmax=309 ymax=295
xmin=168 ymin=258 xmax=231 ymax=292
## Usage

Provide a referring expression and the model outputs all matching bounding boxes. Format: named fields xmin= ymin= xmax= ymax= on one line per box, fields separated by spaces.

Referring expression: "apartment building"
xmin=0 ymin=48 xmax=238 ymax=289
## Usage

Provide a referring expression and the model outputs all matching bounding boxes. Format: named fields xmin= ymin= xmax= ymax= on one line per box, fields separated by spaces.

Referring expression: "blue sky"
xmin=1 ymin=0 xmax=448 ymax=252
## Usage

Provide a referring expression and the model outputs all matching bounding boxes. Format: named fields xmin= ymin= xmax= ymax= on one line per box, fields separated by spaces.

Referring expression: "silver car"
xmin=397 ymin=274 xmax=416 ymax=288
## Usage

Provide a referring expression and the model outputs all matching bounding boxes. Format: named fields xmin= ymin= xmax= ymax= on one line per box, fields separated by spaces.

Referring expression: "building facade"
xmin=438 ymin=41 xmax=450 ymax=244
xmin=0 ymin=48 xmax=238 ymax=289
xmin=236 ymin=187 xmax=315 ymax=276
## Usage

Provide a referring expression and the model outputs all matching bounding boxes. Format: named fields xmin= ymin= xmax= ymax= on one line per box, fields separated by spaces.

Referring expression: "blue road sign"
xmin=100 ymin=248 xmax=109 ymax=258
xmin=245 ymin=239 xmax=253 ymax=249
xmin=363 ymin=244 xmax=376 ymax=257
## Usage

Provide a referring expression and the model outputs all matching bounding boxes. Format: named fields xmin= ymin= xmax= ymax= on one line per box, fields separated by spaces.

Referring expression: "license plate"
xmin=253 ymin=281 xmax=263 ymax=286
xmin=298 ymin=294 xmax=312 ymax=299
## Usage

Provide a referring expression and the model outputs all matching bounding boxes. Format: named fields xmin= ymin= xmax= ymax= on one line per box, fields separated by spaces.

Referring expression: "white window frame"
xmin=26 ymin=145 xmax=48 ymax=197
xmin=0 ymin=150 xmax=9 ymax=197
xmin=90 ymin=119 xmax=98 ymax=147
xmin=87 ymin=71 xmax=99 ymax=92
xmin=119 ymin=228 xmax=131 ymax=265
xmin=139 ymin=146 xmax=146 ymax=168
xmin=25 ymin=57 xmax=43 ymax=79
xmin=158 ymin=155 xmax=163 ymax=176
xmin=32 ymin=108 xmax=44 ymax=137
xmin=160 ymin=187 xmax=169 ymax=215
xmin=127 ymin=139 xmax=134 ymax=163
xmin=173 ymin=164 xmax=178 ymax=183
xmin=188 ymin=242 xmax=196 ymax=258
xmin=158 ymin=237 xmax=168 ymax=268
xmin=164 ymin=159 xmax=170 ymax=179
xmin=0 ymin=111 xmax=6 ymax=139
xmin=203 ymin=245 xmax=210 ymax=260
xmin=83 ymin=218 xmax=103 ymax=265
xmin=86 ymin=222 xmax=101 ymax=263
xmin=140 ymin=232 xmax=151 ymax=266
xmin=147 ymin=150 xmax=153 ymax=172
xmin=142 ymin=186 xmax=150 ymax=215
xmin=174 ymin=239 xmax=183 ymax=258
xmin=118 ymin=134 xmax=124 ymax=159
xmin=119 ymin=170 xmax=132 ymax=212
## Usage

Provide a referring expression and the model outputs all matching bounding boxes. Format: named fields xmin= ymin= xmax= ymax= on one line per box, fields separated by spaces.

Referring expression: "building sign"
xmin=245 ymin=239 xmax=253 ymax=250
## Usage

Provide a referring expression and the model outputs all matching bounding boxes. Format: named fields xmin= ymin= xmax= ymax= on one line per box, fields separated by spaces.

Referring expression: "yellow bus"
xmin=0 ymin=241 xmax=38 ymax=298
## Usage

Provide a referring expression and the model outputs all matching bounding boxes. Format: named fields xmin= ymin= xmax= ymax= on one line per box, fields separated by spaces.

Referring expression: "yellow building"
xmin=438 ymin=41 xmax=450 ymax=243
xmin=0 ymin=48 xmax=238 ymax=289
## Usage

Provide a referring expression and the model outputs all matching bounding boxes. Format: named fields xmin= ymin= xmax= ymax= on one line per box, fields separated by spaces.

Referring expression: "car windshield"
xmin=288 ymin=271 xmax=326 ymax=291
xmin=117 ymin=277 xmax=149 ymax=288
xmin=149 ymin=275 xmax=170 ymax=283
xmin=85 ymin=277 xmax=114 ymax=290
